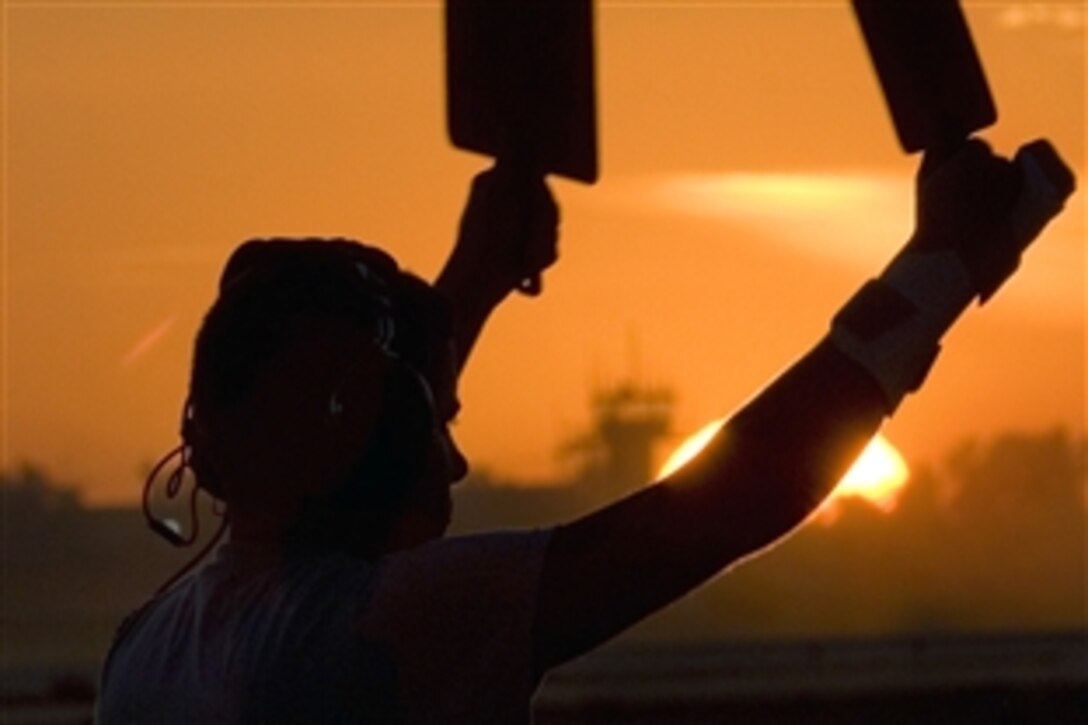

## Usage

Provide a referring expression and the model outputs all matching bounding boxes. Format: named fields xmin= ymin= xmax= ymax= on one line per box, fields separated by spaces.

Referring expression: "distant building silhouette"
xmin=451 ymin=378 xmax=674 ymax=533
xmin=563 ymin=380 xmax=674 ymax=496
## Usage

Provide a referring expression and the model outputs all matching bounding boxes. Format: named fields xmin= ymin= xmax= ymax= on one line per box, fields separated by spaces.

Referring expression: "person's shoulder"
xmin=368 ymin=529 xmax=553 ymax=610
xmin=384 ymin=529 xmax=552 ymax=570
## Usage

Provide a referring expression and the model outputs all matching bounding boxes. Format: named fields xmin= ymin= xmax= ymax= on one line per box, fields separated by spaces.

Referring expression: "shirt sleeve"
xmin=360 ymin=529 xmax=552 ymax=724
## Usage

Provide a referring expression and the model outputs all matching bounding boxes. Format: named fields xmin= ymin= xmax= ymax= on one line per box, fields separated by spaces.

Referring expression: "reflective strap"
xmin=830 ymin=280 xmax=938 ymax=414
xmin=831 ymin=248 xmax=978 ymax=413
xmin=880 ymin=249 xmax=976 ymax=333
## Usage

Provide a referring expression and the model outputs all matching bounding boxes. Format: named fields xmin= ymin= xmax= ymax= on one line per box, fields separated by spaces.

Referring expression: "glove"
xmin=912 ymin=138 xmax=1075 ymax=302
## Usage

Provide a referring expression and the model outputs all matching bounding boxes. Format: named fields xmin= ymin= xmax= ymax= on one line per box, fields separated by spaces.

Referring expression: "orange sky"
xmin=4 ymin=2 xmax=1084 ymax=505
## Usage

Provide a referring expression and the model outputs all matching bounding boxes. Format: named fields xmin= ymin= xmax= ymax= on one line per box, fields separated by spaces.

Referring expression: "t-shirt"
xmin=96 ymin=530 xmax=552 ymax=724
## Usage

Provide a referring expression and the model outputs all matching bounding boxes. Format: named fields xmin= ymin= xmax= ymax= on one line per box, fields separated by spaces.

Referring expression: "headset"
xmin=143 ymin=238 xmax=442 ymax=582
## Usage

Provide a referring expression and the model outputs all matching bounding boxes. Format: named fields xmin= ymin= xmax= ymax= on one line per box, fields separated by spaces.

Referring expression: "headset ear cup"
xmin=189 ymin=446 xmax=223 ymax=500
xmin=287 ymin=362 xmax=436 ymax=557
xmin=182 ymin=407 xmax=226 ymax=502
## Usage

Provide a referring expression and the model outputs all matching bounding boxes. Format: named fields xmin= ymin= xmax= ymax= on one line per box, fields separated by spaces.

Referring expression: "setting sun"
xmin=659 ymin=421 xmax=910 ymax=515
xmin=833 ymin=434 xmax=910 ymax=512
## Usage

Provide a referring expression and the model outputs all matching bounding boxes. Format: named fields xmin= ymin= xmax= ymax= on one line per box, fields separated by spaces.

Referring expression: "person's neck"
xmin=229 ymin=497 xmax=439 ymax=560
xmin=227 ymin=503 xmax=297 ymax=550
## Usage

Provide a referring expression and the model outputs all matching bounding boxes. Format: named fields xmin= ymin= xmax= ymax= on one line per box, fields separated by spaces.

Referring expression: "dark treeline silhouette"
xmin=2 ymin=427 xmax=1084 ymax=670
xmin=2 ymin=465 xmax=195 ymax=667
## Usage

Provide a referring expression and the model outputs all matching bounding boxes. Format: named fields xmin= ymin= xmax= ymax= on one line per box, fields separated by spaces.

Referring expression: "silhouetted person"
xmin=97 ymin=140 xmax=1073 ymax=723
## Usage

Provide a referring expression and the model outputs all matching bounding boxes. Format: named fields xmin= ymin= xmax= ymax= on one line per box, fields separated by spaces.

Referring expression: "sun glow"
xmin=659 ymin=421 xmax=910 ymax=516
xmin=833 ymin=435 xmax=910 ymax=512
xmin=659 ymin=417 xmax=728 ymax=480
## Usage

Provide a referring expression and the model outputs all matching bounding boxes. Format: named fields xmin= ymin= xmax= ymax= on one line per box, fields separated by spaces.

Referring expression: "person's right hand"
xmin=444 ymin=161 xmax=560 ymax=303
xmin=434 ymin=162 xmax=561 ymax=371
xmin=911 ymin=138 xmax=1075 ymax=301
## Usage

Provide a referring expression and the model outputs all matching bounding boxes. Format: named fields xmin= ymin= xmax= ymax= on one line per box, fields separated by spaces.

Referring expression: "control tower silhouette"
xmin=561 ymin=379 xmax=674 ymax=500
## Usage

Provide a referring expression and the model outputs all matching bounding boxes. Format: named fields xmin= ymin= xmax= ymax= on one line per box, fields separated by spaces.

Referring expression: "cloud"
xmin=120 ymin=314 xmax=177 ymax=368
xmin=652 ymin=171 xmax=913 ymax=270
xmin=996 ymin=4 xmax=1085 ymax=31
xmin=619 ymin=169 xmax=1084 ymax=321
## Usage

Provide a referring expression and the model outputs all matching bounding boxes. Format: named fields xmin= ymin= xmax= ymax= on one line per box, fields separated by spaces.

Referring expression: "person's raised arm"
xmin=533 ymin=139 xmax=1076 ymax=675
xmin=435 ymin=163 xmax=559 ymax=372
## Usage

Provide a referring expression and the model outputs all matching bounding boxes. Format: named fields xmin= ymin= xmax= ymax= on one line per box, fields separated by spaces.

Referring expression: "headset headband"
xmin=144 ymin=238 xmax=410 ymax=569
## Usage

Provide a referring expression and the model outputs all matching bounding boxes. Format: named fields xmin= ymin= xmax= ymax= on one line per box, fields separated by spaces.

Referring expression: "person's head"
xmin=185 ymin=238 xmax=467 ymax=557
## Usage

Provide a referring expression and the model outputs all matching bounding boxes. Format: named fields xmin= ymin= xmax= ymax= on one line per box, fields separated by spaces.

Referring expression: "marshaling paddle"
xmin=446 ymin=0 xmax=598 ymax=295
xmin=851 ymin=0 xmax=996 ymax=154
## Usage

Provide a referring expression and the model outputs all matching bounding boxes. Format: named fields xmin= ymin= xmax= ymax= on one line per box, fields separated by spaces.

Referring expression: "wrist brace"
xmin=830 ymin=249 xmax=975 ymax=414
